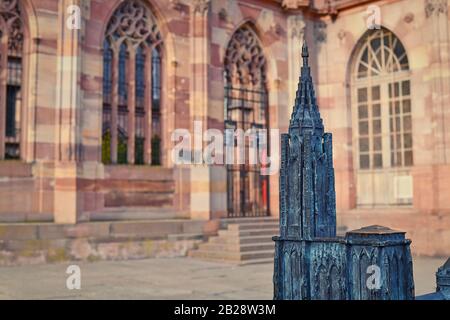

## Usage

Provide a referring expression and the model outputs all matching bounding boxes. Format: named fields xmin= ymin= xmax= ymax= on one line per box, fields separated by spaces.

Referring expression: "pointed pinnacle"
xmin=302 ymin=40 xmax=309 ymax=67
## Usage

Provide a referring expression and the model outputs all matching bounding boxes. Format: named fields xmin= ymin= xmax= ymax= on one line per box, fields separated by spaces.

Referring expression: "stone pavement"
xmin=0 ymin=256 xmax=445 ymax=299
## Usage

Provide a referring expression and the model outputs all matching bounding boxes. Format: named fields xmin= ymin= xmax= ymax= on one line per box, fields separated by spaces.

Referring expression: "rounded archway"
xmin=349 ymin=27 xmax=413 ymax=207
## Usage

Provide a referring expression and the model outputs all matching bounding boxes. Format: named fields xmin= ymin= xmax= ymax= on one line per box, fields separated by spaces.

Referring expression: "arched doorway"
xmin=224 ymin=24 xmax=269 ymax=217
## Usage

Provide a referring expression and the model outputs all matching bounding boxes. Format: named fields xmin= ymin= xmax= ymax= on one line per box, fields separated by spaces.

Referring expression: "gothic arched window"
xmin=102 ymin=0 xmax=163 ymax=165
xmin=224 ymin=25 xmax=269 ymax=217
xmin=0 ymin=0 xmax=24 ymax=160
xmin=351 ymin=28 xmax=412 ymax=206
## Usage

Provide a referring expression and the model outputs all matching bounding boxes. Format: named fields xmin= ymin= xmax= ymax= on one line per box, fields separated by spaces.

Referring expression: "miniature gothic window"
xmin=0 ymin=0 xmax=24 ymax=160
xmin=353 ymin=28 xmax=412 ymax=169
xmin=224 ymin=24 xmax=269 ymax=217
xmin=102 ymin=0 xmax=163 ymax=165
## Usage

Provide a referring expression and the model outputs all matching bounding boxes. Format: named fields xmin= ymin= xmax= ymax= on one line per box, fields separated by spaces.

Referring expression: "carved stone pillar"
xmin=127 ymin=48 xmax=136 ymax=164
xmin=412 ymin=0 xmax=450 ymax=215
xmin=189 ymin=0 xmax=215 ymax=220
xmin=53 ymin=0 xmax=85 ymax=223
xmin=144 ymin=46 xmax=153 ymax=164
xmin=425 ymin=0 xmax=450 ymax=164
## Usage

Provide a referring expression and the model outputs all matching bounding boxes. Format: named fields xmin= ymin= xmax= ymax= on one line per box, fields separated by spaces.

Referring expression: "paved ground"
xmin=0 ymin=256 xmax=446 ymax=299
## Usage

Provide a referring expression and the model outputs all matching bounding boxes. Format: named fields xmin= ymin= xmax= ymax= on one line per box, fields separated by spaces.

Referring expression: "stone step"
xmin=188 ymin=249 xmax=241 ymax=261
xmin=220 ymin=217 xmax=278 ymax=227
xmin=198 ymin=241 xmax=274 ymax=253
xmin=209 ymin=234 xmax=274 ymax=245
xmin=240 ymin=250 xmax=274 ymax=261
xmin=89 ymin=207 xmax=182 ymax=221
xmin=188 ymin=249 xmax=274 ymax=262
xmin=240 ymin=243 xmax=275 ymax=252
xmin=219 ymin=228 xmax=278 ymax=237
xmin=167 ymin=233 xmax=205 ymax=241
xmin=239 ymin=257 xmax=274 ymax=266
xmin=0 ymin=231 xmax=206 ymax=266
xmin=189 ymin=218 xmax=280 ymax=264
xmin=228 ymin=222 xmax=279 ymax=231
xmin=0 ymin=219 xmax=207 ymax=241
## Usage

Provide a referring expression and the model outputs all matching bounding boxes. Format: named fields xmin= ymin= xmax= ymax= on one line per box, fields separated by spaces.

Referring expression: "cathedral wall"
xmin=0 ymin=0 xmax=295 ymax=221
xmin=0 ymin=0 xmax=448 ymax=258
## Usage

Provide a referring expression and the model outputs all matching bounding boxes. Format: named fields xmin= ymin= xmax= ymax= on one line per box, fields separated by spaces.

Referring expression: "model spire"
xmin=290 ymin=40 xmax=323 ymax=135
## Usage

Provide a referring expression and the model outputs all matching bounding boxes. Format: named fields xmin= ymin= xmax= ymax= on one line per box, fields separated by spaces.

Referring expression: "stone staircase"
xmin=0 ymin=219 xmax=210 ymax=266
xmin=188 ymin=217 xmax=278 ymax=265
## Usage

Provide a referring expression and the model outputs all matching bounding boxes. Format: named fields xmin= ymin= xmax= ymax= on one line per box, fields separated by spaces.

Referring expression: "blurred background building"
xmin=0 ymin=0 xmax=448 ymax=264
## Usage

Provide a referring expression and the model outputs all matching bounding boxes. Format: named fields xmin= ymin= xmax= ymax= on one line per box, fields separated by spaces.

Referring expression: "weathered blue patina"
xmin=273 ymin=41 xmax=415 ymax=300
xmin=417 ymin=258 xmax=450 ymax=300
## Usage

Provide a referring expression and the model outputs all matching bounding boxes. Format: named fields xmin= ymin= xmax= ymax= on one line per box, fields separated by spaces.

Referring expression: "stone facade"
xmin=0 ymin=0 xmax=449 ymax=256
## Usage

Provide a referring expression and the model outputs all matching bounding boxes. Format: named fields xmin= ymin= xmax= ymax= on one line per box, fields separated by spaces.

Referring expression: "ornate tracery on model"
xmin=102 ymin=0 xmax=163 ymax=165
xmin=223 ymin=24 xmax=269 ymax=218
xmin=0 ymin=0 xmax=24 ymax=160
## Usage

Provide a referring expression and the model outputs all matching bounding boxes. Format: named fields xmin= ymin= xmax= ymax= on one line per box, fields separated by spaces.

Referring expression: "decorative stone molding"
xmin=218 ymin=8 xmax=227 ymax=21
xmin=281 ymin=0 xmax=309 ymax=10
xmin=314 ymin=20 xmax=327 ymax=43
xmin=105 ymin=0 xmax=161 ymax=47
xmin=81 ymin=0 xmax=91 ymax=19
xmin=337 ymin=29 xmax=346 ymax=40
xmin=224 ymin=25 xmax=266 ymax=86
xmin=0 ymin=0 xmax=23 ymax=52
xmin=425 ymin=0 xmax=448 ymax=18
xmin=274 ymin=78 xmax=282 ymax=89
xmin=290 ymin=16 xmax=306 ymax=39
xmin=271 ymin=22 xmax=284 ymax=36
xmin=404 ymin=13 xmax=414 ymax=23
xmin=193 ymin=0 xmax=210 ymax=15
xmin=169 ymin=0 xmax=183 ymax=11
xmin=324 ymin=0 xmax=338 ymax=17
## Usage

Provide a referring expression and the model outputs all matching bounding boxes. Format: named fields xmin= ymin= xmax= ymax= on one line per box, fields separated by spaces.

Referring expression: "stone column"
xmin=110 ymin=50 xmax=119 ymax=164
xmin=127 ymin=48 xmax=136 ymax=164
xmin=413 ymin=0 xmax=450 ymax=214
xmin=0 ymin=30 xmax=7 ymax=159
xmin=426 ymin=0 xmax=450 ymax=164
xmin=144 ymin=46 xmax=153 ymax=164
xmin=53 ymin=0 xmax=85 ymax=224
xmin=188 ymin=0 xmax=221 ymax=220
